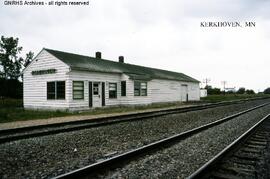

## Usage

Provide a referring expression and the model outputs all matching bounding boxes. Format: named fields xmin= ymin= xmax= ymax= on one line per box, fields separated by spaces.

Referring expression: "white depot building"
xmin=23 ymin=48 xmax=200 ymax=110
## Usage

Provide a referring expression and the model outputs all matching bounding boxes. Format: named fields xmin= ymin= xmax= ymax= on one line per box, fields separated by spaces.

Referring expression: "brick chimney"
xmin=95 ymin=52 xmax=101 ymax=59
xmin=119 ymin=56 xmax=124 ymax=63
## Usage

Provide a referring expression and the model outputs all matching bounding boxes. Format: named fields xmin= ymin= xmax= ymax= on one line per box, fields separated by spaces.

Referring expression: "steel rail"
xmin=0 ymin=98 xmax=255 ymax=143
xmin=187 ymin=113 xmax=270 ymax=179
xmin=53 ymin=102 xmax=270 ymax=179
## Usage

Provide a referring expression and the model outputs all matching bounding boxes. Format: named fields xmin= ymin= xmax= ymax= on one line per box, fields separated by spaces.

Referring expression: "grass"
xmin=201 ymin=94 xmax=270 ymax=103
xmin=0 ymin=98 xmax=69 ymax=123
xmin=0 ymin=108 xmax=70 ymax=123
xmin=0 ymin=94 xmax=269 ymax=124
xmin=0 ymin=100 xmax=187 ymax=123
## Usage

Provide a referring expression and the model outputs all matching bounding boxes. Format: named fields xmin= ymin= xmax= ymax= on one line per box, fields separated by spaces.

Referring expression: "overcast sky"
xmin=1 ymin=0 xmax=269 ymax=91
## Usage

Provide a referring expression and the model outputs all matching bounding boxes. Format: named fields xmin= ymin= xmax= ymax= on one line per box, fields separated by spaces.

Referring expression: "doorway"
xmin=89 ymin=81 xmax=105 ymax=108
xmin=181 ymin=84 xmax=188 ymax=102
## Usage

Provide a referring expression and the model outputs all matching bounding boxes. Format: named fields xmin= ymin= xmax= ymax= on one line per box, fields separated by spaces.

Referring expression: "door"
xmin=181 ymin=84 xmax=188 ymax=102
xmin=92 ymin=82 xmax=102 ymax=107
xmin=89 ymin=82 xmax=93 ymax=107
xmin=101 ymin=82 xmax=105 ymax=106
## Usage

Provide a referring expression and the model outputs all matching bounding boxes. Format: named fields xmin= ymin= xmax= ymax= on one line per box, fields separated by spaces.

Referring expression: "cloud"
xmin=0 ymin=0 xmax=269 ymax=90
xmin=123 ymin=0 xmax=270 ymax=25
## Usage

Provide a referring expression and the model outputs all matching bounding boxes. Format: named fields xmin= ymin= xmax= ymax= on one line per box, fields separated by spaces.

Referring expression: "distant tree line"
xmin=204 ymin=86 xmax=269 ymax=95
xmin=0 ymin=36 xmax=34 ymax=99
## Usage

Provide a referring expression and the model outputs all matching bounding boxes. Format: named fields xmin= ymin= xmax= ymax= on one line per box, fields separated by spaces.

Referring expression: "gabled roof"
xmin=44 ymin=48 xmax=199 ymax=83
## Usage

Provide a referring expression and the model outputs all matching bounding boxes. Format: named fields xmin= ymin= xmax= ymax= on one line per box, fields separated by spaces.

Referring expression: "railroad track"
xmin=52 ymin=102 xmax=270 ymax=179
xmin=188 ymin=113 xmax=270 ymax=179
xmin=0 ymin=98 xmax=263 ymax=144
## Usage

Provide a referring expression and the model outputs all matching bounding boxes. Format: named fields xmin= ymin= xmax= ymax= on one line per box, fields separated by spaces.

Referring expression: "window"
xmin=109 ymin=83 xmax=117 ymax=98
xmin=47 ymin=81 xmax=65 ymax=100
xmin=141 ymin=82 xmax=147 ymax=96
xmin=134 ymin=81 xmax=147 ymax=96
xmin=134 ymin=81 xmax=140 ymax=96
xmin=56 ymin=81 xmax=65 ymax=99
xmin=73 ymin=81 xmax=84 ymax=99
xmin=93 ymin=83 xmax=99 ymax=95
xmin=47 ymin=82 xmax=56 ymax=99
xmin=121 ymin=81 xmax=126 ymax=96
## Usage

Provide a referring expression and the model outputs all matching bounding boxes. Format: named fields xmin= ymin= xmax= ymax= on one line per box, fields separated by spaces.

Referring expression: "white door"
xmin=181 ymin=85 xmax=188 ymax=102
xmin=93 ymin=82 xmax=102 ymax=107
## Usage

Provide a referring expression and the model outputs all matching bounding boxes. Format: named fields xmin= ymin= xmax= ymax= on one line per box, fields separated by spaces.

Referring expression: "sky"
xmin=1 ymin=0 xmax=269 ymax=92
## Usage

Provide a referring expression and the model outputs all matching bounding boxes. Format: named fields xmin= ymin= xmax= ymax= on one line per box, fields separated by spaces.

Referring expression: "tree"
xmin=205 ymin=85 xmax=221 ymax=95
xmin=0 ymin=36 xmax=22 ymax=79
xmin=24 ymin=51 xmax=34 ymax=67
xmin=264 ymin=87 xmax=270 ymax=94
xmin=246 ymin=89 xmax=255 ymax=94
xmin=237 ymin=87 xmax=246 ymax=94
xmin=226 ymin=90 xmax=235 ymax=94
xmin=0 ymin=36 xmax=33 ymax=80
xmin=0 ymin=78 xmax=22 ymax=98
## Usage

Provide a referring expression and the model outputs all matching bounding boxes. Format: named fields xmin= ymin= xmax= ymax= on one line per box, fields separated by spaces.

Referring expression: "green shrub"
xmin=0 ymin=99 xmax=23 ymax=108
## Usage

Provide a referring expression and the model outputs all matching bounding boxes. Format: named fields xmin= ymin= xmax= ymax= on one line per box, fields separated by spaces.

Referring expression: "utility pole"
xmin=221 ymin=81 xmax=227 ymax=95
xmin=203 ymin=78 xmax=211 ymax=88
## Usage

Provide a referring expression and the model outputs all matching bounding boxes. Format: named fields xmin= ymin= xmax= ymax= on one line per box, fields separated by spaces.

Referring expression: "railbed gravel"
xmin=0 ymin=99 xmax=269 ymax=178
xmin=262 ymin=130 xmax=270 ymax=178
xmin=100 ymin=105 xmax=270 ymax=178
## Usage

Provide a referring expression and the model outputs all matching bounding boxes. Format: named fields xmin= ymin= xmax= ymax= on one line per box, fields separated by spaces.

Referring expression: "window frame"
xmin=140 ymin=82 xmax=147 ymax=96
xmin=47 ymin=81 xmax=56 ymax=100
xmin=109 ymin=82 xmax=117 ymax=99
xmin=73 ymin=81 xmax=84 ymax=100
xmin=56 ymin=81 xmax=65 ymax=99
xmin=47 ymin=81 xmax=65 ymax=100
xmin=93 ymin=82 xmax=99 ymax=95
xmin=134 ymin=81 xmax=141 ymax=96
xmin=134 ymin=81 xmax=147 ymax=96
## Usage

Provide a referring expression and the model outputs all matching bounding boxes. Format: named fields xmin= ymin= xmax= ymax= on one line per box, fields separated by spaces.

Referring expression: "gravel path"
xmin=0 ymin=99 xmax=269 ymax=179
xmin=102 ymin=105 xmax=270 ymax=178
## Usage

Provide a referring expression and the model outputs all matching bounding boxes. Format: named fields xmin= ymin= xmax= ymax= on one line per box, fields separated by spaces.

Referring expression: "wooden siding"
xmin=119 ymin=74 xmax=152 ymax=105
xmin=68 ymin=72 xmax=199 ymax=109
xmin=187 ymin=82 xmax=200 ymax=101
xmin=68 ymin=71 xmax=122 ymax=109
xmin=23 ymin=50 xmax=200 ymax=110
xmin=23 ymin=50 xmax=70 ymax=110
xmin=149 ymin=79 xmax=200 ymax=103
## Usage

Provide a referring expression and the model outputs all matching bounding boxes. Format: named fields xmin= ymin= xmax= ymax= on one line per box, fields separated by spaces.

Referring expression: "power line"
xmin=203 ymin=78 xmax=211 ymax=87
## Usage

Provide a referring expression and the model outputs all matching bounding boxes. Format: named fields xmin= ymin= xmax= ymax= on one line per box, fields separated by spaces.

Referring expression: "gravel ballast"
xmin=0 ymin=99 xmax=269 ymax=178
xmin=102 ymin=105 xmax=270 ymax=178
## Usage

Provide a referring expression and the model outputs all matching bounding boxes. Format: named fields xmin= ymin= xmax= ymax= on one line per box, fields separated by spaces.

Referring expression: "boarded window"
xmin=73 ymin=81 xmax=84 ymax=99
xmin=121 ymin=81 xmax=126 ymax=96
xmin=109 ymin=83 xmax=117 ymax=98
xmin=47 ymin=81 xmax=65 ymax=100
xmin=134 ymin=81 xmax=147 ymax=96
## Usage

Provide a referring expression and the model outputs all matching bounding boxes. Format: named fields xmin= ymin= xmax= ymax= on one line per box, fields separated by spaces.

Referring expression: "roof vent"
xmin=96 ymin=52 xmax=101 ymax=59
xmin=119 ymin=56 xmax=124 ymax=63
